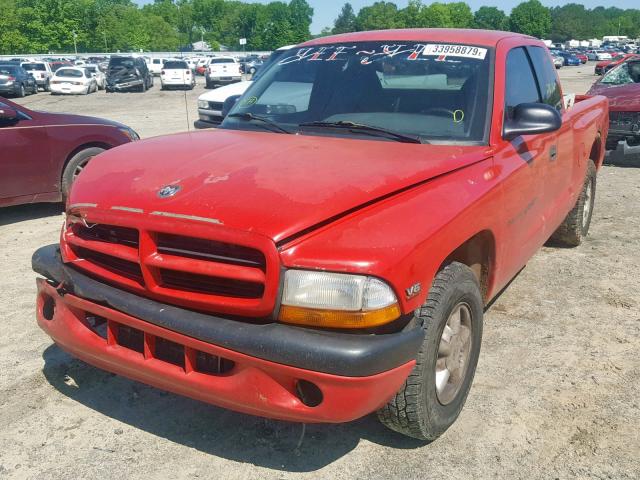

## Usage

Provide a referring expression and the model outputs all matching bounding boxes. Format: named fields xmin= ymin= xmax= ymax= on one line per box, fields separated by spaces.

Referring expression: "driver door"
xmin=0 ymin=102 xmax=52 ymax=203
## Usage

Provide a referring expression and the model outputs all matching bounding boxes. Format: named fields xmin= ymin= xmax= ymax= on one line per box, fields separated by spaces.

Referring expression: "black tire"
xmin=377 ymin=262 xmax=483 ymax=441
xmin=548 ymin=160 xmax=597 ymax=247
xmin=61 ymin=147 xmax=105 ymax=202
xmin=17 ymin=84 xmax=25 ymax=98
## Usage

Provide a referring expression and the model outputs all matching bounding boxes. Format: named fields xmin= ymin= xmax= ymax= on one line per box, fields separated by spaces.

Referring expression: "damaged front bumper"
xmin=33 ymin=244 xmax=423 ymax=423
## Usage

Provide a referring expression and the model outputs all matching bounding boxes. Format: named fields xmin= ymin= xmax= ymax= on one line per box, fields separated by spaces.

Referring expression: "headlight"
xmin=198 ymin=99 xmax=209 ymax=109
xmin=278 ymin=270 xmax=401 ymax=329
xmin=118 ymin=127 xmax=140 ymax=141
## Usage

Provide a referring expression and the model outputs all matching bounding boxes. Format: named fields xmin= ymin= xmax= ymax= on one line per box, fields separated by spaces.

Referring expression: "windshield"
xmin=85 ymin=66 xmax=97 ymax=73
xmin=601 ymin=61 xmax=640 ymax=85
xmin=222 ymin=41 xmax=492 ymax=144
xmin=22 ymin=63 xmax=46 ymax=71
xmin=211 ymin=58 xmax=235 ymax=64
xmin=56 ymin=69 xmax=83 ymax=78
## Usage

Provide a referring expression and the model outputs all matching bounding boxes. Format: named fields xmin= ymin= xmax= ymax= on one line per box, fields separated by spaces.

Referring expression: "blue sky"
xmin=135 ymin=1 xmax=639 ymax=34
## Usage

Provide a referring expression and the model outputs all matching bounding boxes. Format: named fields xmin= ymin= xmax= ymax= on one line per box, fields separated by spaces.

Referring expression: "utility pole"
xmin=72 ymin=30 xmax=78 ymax=55
xmin=618 ymin=20 xmax=621 ymax=36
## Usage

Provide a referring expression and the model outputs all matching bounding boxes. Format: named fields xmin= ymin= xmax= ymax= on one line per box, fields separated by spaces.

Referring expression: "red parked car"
xmin=33 ymin=29 xmax=608 ymax=441
xmin=595 ymin=53 xmax=640 ymax=75
xmin=573 ymin=51 xmax=588 ymax=64
xmin=588 ymin=59 xmax=640 ymax=164
xmin=0 ymin=98 xmax=139 ymax=208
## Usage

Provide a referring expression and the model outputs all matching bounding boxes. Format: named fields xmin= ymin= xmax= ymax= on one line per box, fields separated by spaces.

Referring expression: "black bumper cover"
xmin=33 ymin=244 xmax=424 ymax=377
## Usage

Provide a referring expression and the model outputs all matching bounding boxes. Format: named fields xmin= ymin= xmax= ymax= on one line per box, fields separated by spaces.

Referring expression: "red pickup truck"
xmin=33 ymin=29 xmax=608 ymax=441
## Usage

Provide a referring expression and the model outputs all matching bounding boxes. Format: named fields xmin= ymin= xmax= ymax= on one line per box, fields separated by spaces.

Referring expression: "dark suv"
xmin=0 ymin=64 xmax=38 ymax=97
xmin=106 ymin=56 xmax=153 ymax=93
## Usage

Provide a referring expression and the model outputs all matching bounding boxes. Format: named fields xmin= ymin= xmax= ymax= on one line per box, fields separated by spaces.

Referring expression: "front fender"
xmin=279 ymin=156 xmax=502 ymax=314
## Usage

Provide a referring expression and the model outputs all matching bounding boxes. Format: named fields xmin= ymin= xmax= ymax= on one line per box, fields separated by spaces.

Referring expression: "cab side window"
xmin=505 ymin=47 xmax=541 ymax=119
xmin=527 ymin=46 xmax=563 ymax=111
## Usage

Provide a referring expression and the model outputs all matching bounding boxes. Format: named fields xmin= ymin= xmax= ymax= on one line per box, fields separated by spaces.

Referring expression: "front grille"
xmin=160 ymin=268 xmax=264 ymax=298
xmin=73 ymin=223 xmax=139 ymax=248
xmin=64 ymin=220 xmax=277 ymax=316
xmin=156 ymin=233 xmax=265 ymax=269
xmin=74 ymin=246 xmax=144 ymax=284
xmin=208 ymin=101 xmax=224 ymax=110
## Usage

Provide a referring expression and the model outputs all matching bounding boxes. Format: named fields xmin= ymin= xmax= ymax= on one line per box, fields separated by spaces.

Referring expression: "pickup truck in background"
xmin=33 ymin=29 xmax=608 ymax=441
xmin=205 ymin=57 xmax=242 ymax=89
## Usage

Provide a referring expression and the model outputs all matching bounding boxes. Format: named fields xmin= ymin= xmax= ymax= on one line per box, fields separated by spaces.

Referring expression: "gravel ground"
xmin=1 ymin=64 xmax=639 ymax=480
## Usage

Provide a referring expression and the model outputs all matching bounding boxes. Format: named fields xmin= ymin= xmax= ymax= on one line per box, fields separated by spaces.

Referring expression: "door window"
xmin=527 ymin=46 xmax=563 ymax=111
xmin=505 ymin=47 xmax=541 ymax=119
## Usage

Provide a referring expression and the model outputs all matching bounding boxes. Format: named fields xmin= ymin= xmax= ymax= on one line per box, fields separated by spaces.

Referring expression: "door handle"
xmin=549 ymin=145 xmax=557 ymax=161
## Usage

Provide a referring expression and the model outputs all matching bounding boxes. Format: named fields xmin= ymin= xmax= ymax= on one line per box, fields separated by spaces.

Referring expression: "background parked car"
xmin=556 ymin=51 xmax=581 ymax=66
xmin=160 ymin=60 xmax=195 ymax=90
xmin=49 ymin=61 xmax=73 ymax=72
xmin=0 ymin=97 xmax=138 ymax=207
xmin=205 ymin=57 xmax=242 ymax=88
xmin=84 ymin=64 xmax=106 ymax=89
xmin=20 ymin=62 xmax=53 ymax=91
xmin=147 ymin=57 xmax=164 ymax=76
xmin=570 ymin=51 xmax=588 ymax=64
xmin=106 ymin=56 xmax=153 ymax=93
xmin=551 ymin=54 xmax=564 ymax=69
xmin=0 ymin=64 xmax=38 ymax=97
xmin=196 ymin=80 xmax=251 ymax=128
xmin=50 ymin=67 xmax=98 ymax=95
xmin=587 ymin=59 xmax=640 ymax=163
xmin=595 ymin=54 xmax=640 ymax=75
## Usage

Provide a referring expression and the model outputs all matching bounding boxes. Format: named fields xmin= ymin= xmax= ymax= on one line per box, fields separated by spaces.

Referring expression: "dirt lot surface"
xmin=1 ymin=65 xmax=639 ymax=479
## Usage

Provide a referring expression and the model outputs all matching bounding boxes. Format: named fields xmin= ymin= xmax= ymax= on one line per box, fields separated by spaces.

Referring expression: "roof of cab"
xmin=302 ymin=28 xmax=531 ymax=48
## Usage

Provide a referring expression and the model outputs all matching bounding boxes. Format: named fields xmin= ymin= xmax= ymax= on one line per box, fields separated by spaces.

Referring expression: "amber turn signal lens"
xmin=278 ymin=303 xmax=402 ymax=329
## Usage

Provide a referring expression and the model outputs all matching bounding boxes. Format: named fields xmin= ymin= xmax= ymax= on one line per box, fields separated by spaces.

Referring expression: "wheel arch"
xmin=438 ymin=230 xmax=496 ymax=303
xmin=590 ymin=132 xmax=604 ymax=169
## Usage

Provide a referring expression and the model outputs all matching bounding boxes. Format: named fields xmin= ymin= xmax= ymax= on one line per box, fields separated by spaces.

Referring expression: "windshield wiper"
xmin=299 ymin=120 xmax=424 ymax=144
xmin=227 ymin=112 xmax=292 ymax=134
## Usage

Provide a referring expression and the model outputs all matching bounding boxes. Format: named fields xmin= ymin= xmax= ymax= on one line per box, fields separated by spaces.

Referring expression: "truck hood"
xmin=70 ymin=129 xmax=490 ymax=243
xmin=587 ymin=82 xmax=640 ymax=111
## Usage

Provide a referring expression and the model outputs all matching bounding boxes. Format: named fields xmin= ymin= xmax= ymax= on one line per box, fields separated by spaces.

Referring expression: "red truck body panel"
xmin=35 ymin=28 xmax=609 ymax=423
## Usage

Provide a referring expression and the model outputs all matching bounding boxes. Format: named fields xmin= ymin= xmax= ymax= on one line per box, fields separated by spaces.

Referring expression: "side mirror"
xmin=222 ymin=94 xmax=241 ymax=118
xmin=503 ymin=103 xmax=562 ymax=140
xmin=0 ymin=106 xmax=19 ymax=122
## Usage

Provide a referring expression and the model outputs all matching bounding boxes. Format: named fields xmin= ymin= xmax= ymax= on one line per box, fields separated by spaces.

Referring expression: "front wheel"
xmin=378 ymin=262 xmax=483 ymax=441
xmin=17 ymin=84 xmax=25 ymax=97
xmin=61 ymin=147 xmax=105 ymax=202
xmin=548 ymin=160 xmax=597 ymax=247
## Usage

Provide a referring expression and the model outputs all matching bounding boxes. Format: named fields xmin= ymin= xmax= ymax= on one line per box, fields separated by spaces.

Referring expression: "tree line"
xmin=1 ymin=0 xmax=639 ymax=55
xmin=329 ymin=1 xmax=640 ymax=42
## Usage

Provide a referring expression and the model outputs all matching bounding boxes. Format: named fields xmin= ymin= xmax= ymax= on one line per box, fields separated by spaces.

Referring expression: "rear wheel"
xmin=377 ymin=262 xmax=483 ymax=441
xmin=548 ymin=160 xmax=597 ymax=247
xmin=17 ymin=84 xmax=25 ymax=97
xmin=61 ymin=147 xmax=105 ymax=202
